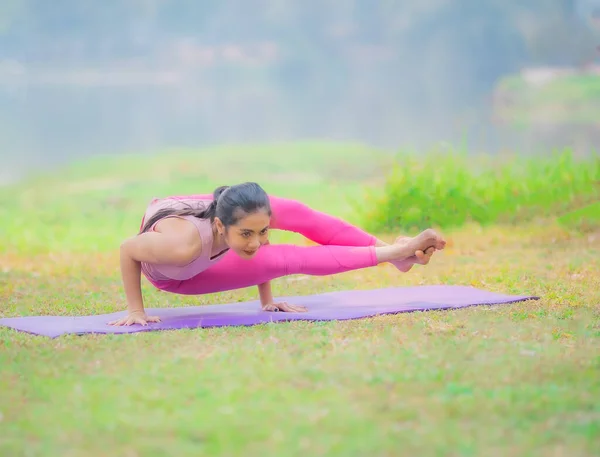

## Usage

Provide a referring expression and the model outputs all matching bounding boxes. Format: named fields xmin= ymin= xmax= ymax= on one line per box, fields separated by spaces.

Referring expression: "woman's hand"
xmin=258 ymin=275 xmax=308 ymax=312
xmin=108 ymin=310 xmax=161 ymax=326
xmin=261 ymin=302 xmax=308 ymax=313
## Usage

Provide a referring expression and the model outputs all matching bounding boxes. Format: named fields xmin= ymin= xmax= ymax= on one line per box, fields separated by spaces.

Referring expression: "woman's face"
xmin=218 ymin=209 xmax=271 ymax=259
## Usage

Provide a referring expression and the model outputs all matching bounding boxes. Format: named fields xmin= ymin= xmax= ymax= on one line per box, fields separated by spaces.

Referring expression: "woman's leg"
xmin=268 ymin=195 xmax=378 ymax=246
xmin=267 ymin=196 xmax=445 ymax=271
xmin=151 ymin=229 xmax=440 ymax=296
xmin=162 ymin=193 xmax=443 ymax=271
xmin=154 ymin=243 xmax=377 ymax=295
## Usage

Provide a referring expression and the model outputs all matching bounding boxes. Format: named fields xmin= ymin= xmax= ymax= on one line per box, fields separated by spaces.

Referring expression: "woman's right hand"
xmin=108 ymin=310 xmax=161 ymax=326
xmin=261 ymin=301 xmax=308 ymax=313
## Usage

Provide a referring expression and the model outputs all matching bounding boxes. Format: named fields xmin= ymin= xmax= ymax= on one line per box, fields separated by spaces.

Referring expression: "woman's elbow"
xmin=120 ymin=236 xmax=137 ymax=254
xmin=119 ymin=236 xmax=147 ymax=263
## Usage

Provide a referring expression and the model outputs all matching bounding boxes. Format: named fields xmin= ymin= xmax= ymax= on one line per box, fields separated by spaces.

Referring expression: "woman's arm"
xmin=258 ymin=281 xmax=275 ymax=308
xmin=257 ymin=280 xmax=307 ymax=312
xmin=119 ymin=241 xmax=145 ymax=316
xmin=257 ymin=239 xmax=275 ymax=309
xmin=110 ymin=220 xmax=201 ymax=326
xmin=256 ymin=240 xmax=308 ymax=313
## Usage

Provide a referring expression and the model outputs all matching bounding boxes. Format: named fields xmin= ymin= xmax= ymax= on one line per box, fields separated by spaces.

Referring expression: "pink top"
xmin=139 ymin=197 xmax=229 ymax=282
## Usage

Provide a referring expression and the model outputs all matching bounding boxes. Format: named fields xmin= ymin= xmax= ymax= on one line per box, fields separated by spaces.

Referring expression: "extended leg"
xmin=267 ymin=195 xmax=445 ymax=272
xmin=149 ymin=229 xmax=439 ymax=296
xmin=152 ymin=243 xmax=376 ymax=295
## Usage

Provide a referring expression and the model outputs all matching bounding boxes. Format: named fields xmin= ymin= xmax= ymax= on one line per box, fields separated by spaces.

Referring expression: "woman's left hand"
xmin=261 ymin=302 xmax=308 ymax=313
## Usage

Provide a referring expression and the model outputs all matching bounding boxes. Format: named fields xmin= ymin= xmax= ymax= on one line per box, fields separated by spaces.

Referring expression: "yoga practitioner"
xmin=110 ymin=182 xmax=446 ymax=326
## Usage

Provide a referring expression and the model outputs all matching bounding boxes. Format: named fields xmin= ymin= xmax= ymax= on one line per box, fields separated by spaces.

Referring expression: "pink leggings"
xmin=145 ymin=194 xmax=379 ymax=295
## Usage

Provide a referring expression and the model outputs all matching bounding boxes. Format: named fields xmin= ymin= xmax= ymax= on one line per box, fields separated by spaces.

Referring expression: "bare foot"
xmin=389 ymin=236 xmax=416 ymax=272
xmin=378 ymin=229 xmax=445 ymax=267
xmin=401 ymin=229 xmax=440 ymax=258
xmin=390 ymin=236 xmax=434 ymax=272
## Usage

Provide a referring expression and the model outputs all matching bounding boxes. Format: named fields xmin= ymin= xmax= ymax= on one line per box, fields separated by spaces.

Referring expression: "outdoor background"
xmin=1 ymin=0 xmax=599 ymax=184
xmin=1 ymin=2 xmax=599 ymax=456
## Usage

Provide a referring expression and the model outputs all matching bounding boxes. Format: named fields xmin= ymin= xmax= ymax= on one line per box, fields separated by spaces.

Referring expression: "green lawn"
xmin=1 ymin=142 xmax=599 ymax=456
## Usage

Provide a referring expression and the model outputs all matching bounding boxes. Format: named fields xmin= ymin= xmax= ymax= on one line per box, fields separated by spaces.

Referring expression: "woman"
xmin=110 ymin=182 xmax=445 ymax=326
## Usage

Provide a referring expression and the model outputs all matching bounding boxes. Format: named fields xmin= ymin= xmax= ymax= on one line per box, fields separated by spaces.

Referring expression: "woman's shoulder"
xmin=153 ymin=216 xmax=204 ymax=256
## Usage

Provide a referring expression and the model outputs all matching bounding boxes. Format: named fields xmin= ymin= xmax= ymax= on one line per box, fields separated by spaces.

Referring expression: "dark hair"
xmin=139 ymin=182 xmax=271 ymax=234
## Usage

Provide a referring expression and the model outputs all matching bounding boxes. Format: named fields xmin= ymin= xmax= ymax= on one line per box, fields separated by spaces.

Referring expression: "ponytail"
xmin=139 ymin=185 xmax=231 ymax=234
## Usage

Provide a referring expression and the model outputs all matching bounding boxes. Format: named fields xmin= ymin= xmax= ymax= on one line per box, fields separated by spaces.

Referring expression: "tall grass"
xmin=358 ymin=147 xmax=600 ymax=233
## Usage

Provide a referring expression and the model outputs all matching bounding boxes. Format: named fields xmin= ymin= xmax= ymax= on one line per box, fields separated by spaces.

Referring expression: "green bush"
xmin=557 ymin=201 xmax=600 ymax=233
xmin=358 ymin=147 xmax=600 ymax=233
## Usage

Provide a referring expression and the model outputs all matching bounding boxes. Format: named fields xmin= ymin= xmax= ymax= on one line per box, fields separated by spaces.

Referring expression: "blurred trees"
xmin=0 ymin=0 xmax=598 ymax=158
xmin=0 ymin=0 xmax=597 ymax=66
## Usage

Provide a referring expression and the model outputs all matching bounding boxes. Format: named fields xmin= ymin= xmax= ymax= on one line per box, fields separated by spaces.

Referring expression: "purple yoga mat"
xmin=0 ymin=285 xmax=538 ymax=338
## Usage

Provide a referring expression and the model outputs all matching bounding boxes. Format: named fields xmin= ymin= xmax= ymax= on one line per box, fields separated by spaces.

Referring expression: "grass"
xmin=358 ymin=146 xmax=600 ymax=233
xmin=1 ymin=141 xmax=599 ymax=456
